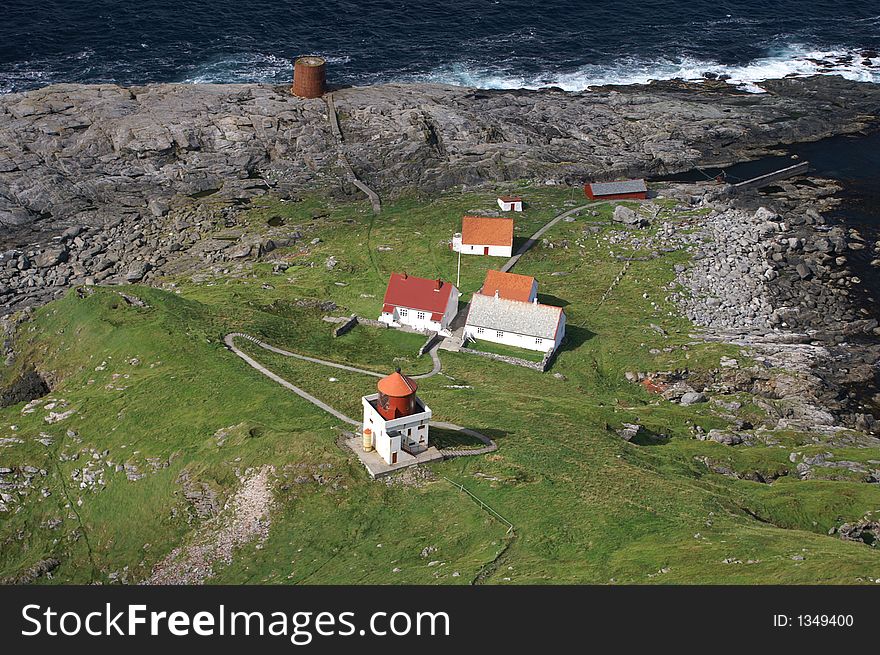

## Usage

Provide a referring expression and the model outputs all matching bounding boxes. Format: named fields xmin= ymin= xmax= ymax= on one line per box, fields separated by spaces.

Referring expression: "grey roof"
xmin=466 ymin=293 xmax=564 ymax=340
xmin=589 ymin=179 xmax=647 ymax=196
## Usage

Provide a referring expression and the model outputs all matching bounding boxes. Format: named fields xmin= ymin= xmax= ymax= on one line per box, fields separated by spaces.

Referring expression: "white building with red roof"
xmin=451 ymin=215 xmax=514 ymax=258
xmin=379 ymin=272 xmax=460 ymax=334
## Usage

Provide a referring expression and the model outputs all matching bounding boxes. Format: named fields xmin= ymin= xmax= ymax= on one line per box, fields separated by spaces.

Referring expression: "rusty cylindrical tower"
xmin=292 ymin=56 xmax=327 ymax=98
xmin=376 ymin=368 xmax=418 ymax=421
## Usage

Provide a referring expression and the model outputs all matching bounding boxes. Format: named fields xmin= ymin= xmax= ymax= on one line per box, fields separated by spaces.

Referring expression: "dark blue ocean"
xmin=1 ymin=1 xmax=878 ymax=94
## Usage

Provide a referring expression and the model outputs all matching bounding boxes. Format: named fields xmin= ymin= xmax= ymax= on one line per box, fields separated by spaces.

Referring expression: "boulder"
xmin=680 ymin=391 xmax=708 ymax=406
xmin=34 ymin=246 xmax=68 ymax=268
xmin=124 ymin=262 xmax=151 ymax=282
xmin=612 ymin=205 xmax=649 ymax=228
xmin=617 ymin=423 xmax=643 ymax=442
xmin=707 ymin=429 xmax=745 ymax=446
xmin=60 ymin=225 xmax=84 ymax=240
xmin=795 ymin=262 xmax=813 ymax=280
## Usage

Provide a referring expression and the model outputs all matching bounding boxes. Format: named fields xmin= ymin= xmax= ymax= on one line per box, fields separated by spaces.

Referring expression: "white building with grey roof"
xmin=463 ymin=292 xmax=566 ymax=353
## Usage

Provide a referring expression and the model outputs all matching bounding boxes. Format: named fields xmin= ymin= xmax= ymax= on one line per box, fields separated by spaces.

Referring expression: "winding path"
xmin=224 ymin=333 xmax=496 ymax=458
xmin=324 ymin=93 xmax=382 ymax=214
xmin=501 ymin=203 xmax=593 ymax=273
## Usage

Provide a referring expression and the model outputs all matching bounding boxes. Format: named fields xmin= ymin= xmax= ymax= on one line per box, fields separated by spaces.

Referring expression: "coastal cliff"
xmin=2 ymin=75 xmax=879 ymax=235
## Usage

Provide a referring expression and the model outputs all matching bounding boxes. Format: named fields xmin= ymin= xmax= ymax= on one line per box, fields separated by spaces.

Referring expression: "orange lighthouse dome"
xmin=376 ymin=368 xmax=418 ymax=420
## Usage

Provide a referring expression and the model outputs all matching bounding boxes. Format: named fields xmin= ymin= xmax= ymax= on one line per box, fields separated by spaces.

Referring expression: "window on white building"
xmin=399 ymin=308 xmax=408 ymax=317
xmin=496 ymin=331 xmax=504 ymax=338
xmin=536 ymin=337 xmax=543 ymax=344
xmin=476 ymin=327 xmax=485 ymax=334
xmin=417 ymin=312 xmax=426 ymax=320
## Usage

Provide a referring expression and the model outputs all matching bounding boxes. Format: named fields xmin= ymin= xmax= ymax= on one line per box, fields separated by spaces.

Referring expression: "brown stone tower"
xmin=292 ymin=56 xmax=327 ymax=98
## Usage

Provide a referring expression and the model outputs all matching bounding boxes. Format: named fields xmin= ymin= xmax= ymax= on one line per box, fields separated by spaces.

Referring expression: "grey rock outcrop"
xmin=612 ymin=205 xmax=649 ymax=228
xmin=680 ymin=391 xmax=708 ymax=406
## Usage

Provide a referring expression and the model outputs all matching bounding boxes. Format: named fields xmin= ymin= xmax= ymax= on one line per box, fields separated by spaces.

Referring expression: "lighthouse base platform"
xmin=345 ymin=434 xmax=444 ymax=479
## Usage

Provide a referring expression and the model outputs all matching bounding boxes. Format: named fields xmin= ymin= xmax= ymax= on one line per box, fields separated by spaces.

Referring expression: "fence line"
xmin=442 ymin=476 xmax=515 ymax=535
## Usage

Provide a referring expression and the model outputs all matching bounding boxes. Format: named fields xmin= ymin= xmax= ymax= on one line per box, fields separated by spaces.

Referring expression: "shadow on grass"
xmin=631 ymin=429 xmax=670 ymax=447
xmin=431 ymin=426 xmax=506 ymax=450
xmin=557 ymin=325 xmax=596 ymax=353
xmin=543 ymin=325 xmax=595 ymax=373
xmin=537 ymin=293 xmax=571 ymax=308
xmin=512 ymin=236 xmax=532 ymax=252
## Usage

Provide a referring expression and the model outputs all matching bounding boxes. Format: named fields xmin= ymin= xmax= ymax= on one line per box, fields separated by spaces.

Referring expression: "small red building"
xmin=584 ymin=179 xmax=648 ymax=201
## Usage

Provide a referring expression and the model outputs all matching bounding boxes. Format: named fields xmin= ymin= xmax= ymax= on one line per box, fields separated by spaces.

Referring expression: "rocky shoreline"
xmin=660 ymin=178 xmax=879 ymax=435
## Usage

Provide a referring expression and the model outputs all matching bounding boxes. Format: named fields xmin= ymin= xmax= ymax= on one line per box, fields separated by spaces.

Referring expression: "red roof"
xmin=461 ymin=216 xmax=514 ymax=247
xmin=382 ymin=272 xmax=454 ymax=317
xmin=480 ymin=269 xmax=535 ymax=302
xmin=377 ymin=369 xmax=418 ymax=397
xmin=498 ymin=196 xmax=522 ymax=203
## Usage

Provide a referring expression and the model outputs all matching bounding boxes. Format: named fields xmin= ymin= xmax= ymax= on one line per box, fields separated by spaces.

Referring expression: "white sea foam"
xmin=181 ymin=52 xmax=351 ymax=85
xmin=1 ymin=43 xmax=877 ymax=95
xmin=409 ymin=45 xmax=880 ymax=93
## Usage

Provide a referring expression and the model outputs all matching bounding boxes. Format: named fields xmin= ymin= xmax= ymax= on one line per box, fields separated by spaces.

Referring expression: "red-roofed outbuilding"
xmin=497 ymin=196 xmax=523 ymax=212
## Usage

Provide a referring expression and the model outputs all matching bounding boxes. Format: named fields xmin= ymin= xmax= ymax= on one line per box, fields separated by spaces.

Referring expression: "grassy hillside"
xmin=2 ymin=184 xmax=879 ymax=584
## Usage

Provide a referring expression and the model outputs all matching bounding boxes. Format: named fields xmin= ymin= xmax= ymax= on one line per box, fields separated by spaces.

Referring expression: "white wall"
xmin=554 ymin=312 xmax=567 ymax=351
xmin=464 ymin=323 xmax=560 ymax=353
xmin=456 ymin=243 xmax=512 ymax=258
xmin=380 ymin=309 xmax=442 ymax=333
xmin=441 ymin=287 xmax=461 ymax=329
xmin=363 ymin=399 xmax=400 ymax=464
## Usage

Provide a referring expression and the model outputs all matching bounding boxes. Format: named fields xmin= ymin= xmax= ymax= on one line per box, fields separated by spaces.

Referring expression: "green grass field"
xmin=2 ymin=185 xmax=879 ymax=584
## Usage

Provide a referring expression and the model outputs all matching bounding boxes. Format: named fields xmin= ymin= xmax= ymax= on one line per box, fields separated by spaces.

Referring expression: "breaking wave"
xmin=181 ymin=53 xmax=352 ymax=85
xmin=409 ymin=46 xmax=880 ymax=93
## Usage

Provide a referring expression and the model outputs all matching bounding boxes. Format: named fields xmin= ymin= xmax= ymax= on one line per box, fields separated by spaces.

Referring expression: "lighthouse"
xmin=362 ymin=368 xmax=432 ymax=465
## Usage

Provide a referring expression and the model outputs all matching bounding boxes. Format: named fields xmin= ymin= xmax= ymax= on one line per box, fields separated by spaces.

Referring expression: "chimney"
xmin=436 ymin=278 xmax=443 ymax=290
xmin=402 ymin=272 xmax=408 ymax=279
